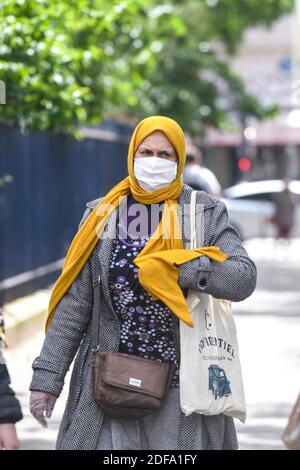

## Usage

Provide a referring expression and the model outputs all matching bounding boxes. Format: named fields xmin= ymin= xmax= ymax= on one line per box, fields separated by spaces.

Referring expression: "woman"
xmin=29 ymin=116 xmax=256 ymax=450
xmin=0 ymin=309 xmax=22 ymax=450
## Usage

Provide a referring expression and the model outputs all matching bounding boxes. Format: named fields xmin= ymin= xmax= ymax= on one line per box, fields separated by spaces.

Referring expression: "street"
xmin=4 ymin=238 xmax=300 ymax=450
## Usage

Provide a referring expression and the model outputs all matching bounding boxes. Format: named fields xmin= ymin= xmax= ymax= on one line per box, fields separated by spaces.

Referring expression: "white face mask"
xmin=134 ymin=157 xmax=178 ymax=192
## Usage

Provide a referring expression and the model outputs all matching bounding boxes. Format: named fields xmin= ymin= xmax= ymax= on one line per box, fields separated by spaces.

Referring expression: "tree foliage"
xmin=0 ymin=0 xmax=294 ymax=135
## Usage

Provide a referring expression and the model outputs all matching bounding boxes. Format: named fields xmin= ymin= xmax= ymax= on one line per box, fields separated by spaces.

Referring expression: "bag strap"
xmin=186 ymin=190 xmax=202 ymax=310
xmin=189 ymin=190 xmax=197 ymax=250
xmin=92 ymin=275 xmax=101 ymax=352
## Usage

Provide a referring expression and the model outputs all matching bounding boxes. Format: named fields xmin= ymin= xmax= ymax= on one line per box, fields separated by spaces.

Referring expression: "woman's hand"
xmin=29 ymin=391 xmax=57 ymax=428
xmin=0 ymin=423 xmax=19 ymax=450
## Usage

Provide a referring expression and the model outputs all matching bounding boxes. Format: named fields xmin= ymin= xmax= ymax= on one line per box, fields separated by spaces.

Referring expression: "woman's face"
xmin=135 ymin=131 xmax=178 ymax=162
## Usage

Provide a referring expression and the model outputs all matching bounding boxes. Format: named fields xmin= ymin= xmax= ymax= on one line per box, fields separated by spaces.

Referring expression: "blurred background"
xmin=0 ymin=0 xmax=300 ymax=450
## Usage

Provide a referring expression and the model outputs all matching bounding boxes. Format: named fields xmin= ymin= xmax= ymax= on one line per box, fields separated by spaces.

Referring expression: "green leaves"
xmin=0 ymin=0 xmax=294 ymax=136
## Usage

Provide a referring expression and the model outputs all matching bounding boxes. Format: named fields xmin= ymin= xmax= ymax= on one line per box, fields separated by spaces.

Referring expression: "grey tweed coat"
xmin=30 ymin=184 xmax=257 ymax=450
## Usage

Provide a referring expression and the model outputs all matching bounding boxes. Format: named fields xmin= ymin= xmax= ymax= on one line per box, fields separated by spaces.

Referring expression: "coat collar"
xmin=179 ymin=183 xmax=217 ymax=209
xmin=86 ymin=184 xmax=216 ymax=211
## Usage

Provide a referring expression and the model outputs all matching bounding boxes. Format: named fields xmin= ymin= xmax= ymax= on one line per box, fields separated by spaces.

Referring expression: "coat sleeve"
xmin=178 ymin=199 xmax=257 ymax=301
xmin=0 ymin=363 xmax=23 ymax=424
xmin=29 ymin=207 xmax=94 ymax=397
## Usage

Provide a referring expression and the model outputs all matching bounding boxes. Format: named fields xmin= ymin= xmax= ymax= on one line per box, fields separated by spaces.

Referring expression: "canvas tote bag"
xmin=179 ymin=190 xmax=246 ymax=422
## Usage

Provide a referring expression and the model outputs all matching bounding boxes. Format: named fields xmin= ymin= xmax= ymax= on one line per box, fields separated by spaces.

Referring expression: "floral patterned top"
xmin=108 ymin=194 xmax=180 ymax=387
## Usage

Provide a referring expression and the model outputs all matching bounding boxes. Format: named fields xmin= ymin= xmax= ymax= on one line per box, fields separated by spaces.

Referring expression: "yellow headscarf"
xmin=46 ymin=116 xmax=227 ymax=332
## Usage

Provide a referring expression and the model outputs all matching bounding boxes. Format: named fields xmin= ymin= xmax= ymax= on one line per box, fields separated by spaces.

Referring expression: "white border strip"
xmin=0 ymin=259 xmax=64 ymax=291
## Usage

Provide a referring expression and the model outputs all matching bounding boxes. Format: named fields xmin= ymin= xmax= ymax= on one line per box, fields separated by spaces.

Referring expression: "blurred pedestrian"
xmin=183 ymin=144 xmax=222 ymax=198
xmin=272 ymin=178 xmax=298 ymax=242
xmin=183 ymin=151 xmax=213 ymax=194
xmin=29 ymin=116 xmax=256 ymax=450
xmin=0 ymin=308 xmax=23 ymax=450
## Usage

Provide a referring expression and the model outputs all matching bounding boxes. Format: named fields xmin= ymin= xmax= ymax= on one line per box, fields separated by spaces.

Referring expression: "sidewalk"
xmin=4 ymin=288 xmax=51 ymax=348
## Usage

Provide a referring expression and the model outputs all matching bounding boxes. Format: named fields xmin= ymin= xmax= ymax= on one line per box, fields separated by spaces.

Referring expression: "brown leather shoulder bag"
xmin=90 ymin=276 xmax=174 ymax=420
